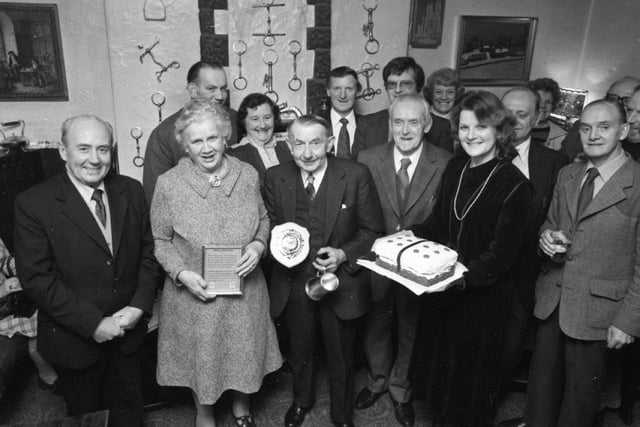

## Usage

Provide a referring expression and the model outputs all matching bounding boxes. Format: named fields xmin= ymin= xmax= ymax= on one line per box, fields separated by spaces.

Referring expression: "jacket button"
xmin=395 ymin=224 xmax=401 ymax=231
xmin=567 ymin=256 xmax=573 ymax=261
xmin=106 ymin=259 xmax=112 ymax=266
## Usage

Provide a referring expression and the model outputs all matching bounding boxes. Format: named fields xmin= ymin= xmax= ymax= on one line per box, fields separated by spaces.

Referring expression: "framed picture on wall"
xmin=0 ymin=3 xmax=68 ymax=101
xmin=409 ymin=0 xmax=446 ymax=49
xmin=455 ymin=16 xmax=538 ymax=86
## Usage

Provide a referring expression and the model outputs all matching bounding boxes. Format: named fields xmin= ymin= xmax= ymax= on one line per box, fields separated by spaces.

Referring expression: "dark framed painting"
xmin=409 ymin=0 xmax=446 ymax=49
xmin=0 ymin=3 xmax=68 ymax=101
xmin=455 ymin=16 xmax=537 ymax=86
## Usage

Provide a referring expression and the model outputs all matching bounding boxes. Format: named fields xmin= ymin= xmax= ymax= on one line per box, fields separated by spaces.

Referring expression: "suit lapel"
xmin=563 ymin=164 xmax=585 ymax=226
xmin=579 ymin=159 xmax=634 ymax=221
xmin=323 ymin=160 xmax=346 ymax=244
xmin=57 ymin=175 xmax=111 ymax=255
xmin=376 ymin=144 xmax=401 ymax=218
xmin=404 ymin=142 xmax=438 ymax=214
xmin=105 ymin=177 xmax=128 ymax=258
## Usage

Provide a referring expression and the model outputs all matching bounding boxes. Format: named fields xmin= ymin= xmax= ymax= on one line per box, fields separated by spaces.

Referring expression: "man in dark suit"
xmin=142 ymin=61 xmax=238 ymax=203
xmin=525 ymin=100 xmax=640 ymax=426
xmin=324 ymin=66 xmax=361 ymax=160
xmin=356 ymin=94 xmax=451 ymax=427
xmin=15 ymin=115 xmax=159 ymax=426
xmin=499 ymin=87 xmax=569 ymax=397
xmin=352 ymin=57 xmax=453 ymax=158
xmin=264 ymin=115 xmax=385 ymax=427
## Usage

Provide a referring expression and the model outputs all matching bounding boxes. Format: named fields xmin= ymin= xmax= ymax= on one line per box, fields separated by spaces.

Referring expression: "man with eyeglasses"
xmin=142 ymin=61 xmax=238 ymax=203
xmin=352 ymin=57 xmax=453 ymax=158
xmin=561 ymin=76 xmax=640 ymax=161
xmin=264 ymin=115 xmax=384 ymax=427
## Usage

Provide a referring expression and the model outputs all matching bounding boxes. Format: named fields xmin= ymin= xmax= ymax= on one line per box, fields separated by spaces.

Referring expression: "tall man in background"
xmin=324 ymin=66 xmax=361 ymax=159
xmin=142 ymin=61 xmax=238 ymax=202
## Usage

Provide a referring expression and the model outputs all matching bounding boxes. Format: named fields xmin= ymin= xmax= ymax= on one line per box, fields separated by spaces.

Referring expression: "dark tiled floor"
xmin=2 ymin=361 xmax=640 ymax=427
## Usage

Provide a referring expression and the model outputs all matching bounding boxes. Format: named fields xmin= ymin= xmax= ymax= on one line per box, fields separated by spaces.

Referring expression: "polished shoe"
xmin=332 ymin=421 xmax=355 ymax=427
xmin=354 ymin=387 xmax=384 ymax=409
xmin=391 ymin=398 xmax=415 ymax=427
xmin=284 ymin=403 xmax=308 ymax=427
xmin=235 ymin=414 xmax=256 ymax=427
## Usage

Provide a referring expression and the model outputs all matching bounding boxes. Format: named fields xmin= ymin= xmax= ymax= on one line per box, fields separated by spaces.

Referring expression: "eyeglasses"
xmin=605 ymin=93 xmax=631 ymax=107
xmin=384 ymin=80 xmax=415 ymax=91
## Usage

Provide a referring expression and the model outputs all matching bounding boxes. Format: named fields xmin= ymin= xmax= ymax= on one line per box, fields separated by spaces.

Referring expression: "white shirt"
xmin=512 ymin=138 xmax=531 ymax=179
xmin=330 ymin=109 xmax=356 ymax=152
xmin=393 ymin=143 xmax=423 ymax=181
xmin=300 ymin=160 xmax=328 ymax=195
xmin=66 ymin=171 xmax=113 ymax=254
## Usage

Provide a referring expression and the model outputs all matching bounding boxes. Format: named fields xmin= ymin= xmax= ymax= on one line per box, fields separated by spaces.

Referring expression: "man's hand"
xmin=113 ymin=306 xmax=144 ymax=330
xmin=539 ymin=229 xmax=571 ymax=258
xmin=177 ymin=270 xmax=216 ymax=302
xmin=313 ymin=247 xmax=347 ymax=273
xmin=92 ymin=316 xmax=124 ymax=343
xmin=607 ymin=326 xmax=635 ymax=349
xmin=0 ymin=276 xmax=22 ymax=299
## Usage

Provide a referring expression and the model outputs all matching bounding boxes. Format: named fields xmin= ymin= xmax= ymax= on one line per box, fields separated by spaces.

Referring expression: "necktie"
xmin=305 ymin=173 xmax=315 ymax=199
xmin=398 ymin=158 xmax=411 ymax=202
xmin=91 ymin=189 xmax=107 ymax=227
xmin=576 ymin=167 xmax=599 ymax=217
xmin=336 ymin=118 xmax=350 ymax=158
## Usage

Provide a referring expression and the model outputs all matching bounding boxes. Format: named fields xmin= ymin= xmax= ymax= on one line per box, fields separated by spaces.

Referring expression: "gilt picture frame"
xmin=456 ymin=16 xmax=538 ymax=86
xmin=0 ymin=3 xmax=68 ymax=101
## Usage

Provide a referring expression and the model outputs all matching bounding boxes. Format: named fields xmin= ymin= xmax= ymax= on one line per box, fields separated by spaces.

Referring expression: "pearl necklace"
xmin=453 ymin=160 xmax=501 ymax=221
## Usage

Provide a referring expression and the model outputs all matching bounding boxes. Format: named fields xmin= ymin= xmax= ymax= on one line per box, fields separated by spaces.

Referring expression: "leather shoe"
xmin=354 ymin=387 xmax=384 ymax=409
xmin=391 ymin=398 xmax=415 ymax=427
xmin=332 ymin=421 xmax=355 ymax=427
xmin=498 ymin=417 xmax=526 ymax=427
xmin=284 ymin=403 xmax=308 ymax=427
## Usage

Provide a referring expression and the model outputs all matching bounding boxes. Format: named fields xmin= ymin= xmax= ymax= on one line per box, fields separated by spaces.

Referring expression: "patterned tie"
xmin=91 ymin=189 xmax=106 ymax=227
xmin=577 ymin=167 xmax=599 ymax=217
xmin=305 ymin=173 xmax=315 ymax=199
xmin=398 ymin=158 xmax=411 ymax=202
xmin=336 ymin=118 xmax=350 ymax=158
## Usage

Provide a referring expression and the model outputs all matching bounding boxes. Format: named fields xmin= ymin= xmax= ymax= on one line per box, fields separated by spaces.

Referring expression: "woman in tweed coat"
xmin=151 ymin=100 xmax=281 ymax=427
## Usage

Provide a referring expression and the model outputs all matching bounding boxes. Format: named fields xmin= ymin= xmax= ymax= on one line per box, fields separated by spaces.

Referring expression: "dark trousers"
xmin=55 ymin=343 xmax=143 ymax=427
xmin=526 ymin=308 xmax=608 ymax=427
xmin=364 ymin=284 xmax=420 ymax=402
xmin=283 ymin=284 xmax=358 ymax=423
xmin=499 ymin=294 xmax=532 ymax=394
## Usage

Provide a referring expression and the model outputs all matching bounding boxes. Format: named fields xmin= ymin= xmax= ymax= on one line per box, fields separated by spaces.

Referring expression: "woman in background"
xmin=529 ymin=77 xmax=567 ymax=150
xmin=411 ymin=91 xmax=534 ymax=426
xmin=229 ymin=93 xmax=292 ymax=194
xmin=152 ymin=100 xmax=281 ymax=427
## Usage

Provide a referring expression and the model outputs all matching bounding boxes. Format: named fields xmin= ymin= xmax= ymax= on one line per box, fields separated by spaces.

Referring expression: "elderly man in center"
xmin=356 ymin=93 xmax=451 ymax=427
xmin=264 ymin=115 xmax=385 ymax=427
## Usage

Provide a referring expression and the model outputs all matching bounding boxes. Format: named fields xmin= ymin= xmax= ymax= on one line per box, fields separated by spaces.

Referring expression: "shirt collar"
xmin=300 ymin=159 xmax=328 ymax=187
xmin=66 ymin=168 xmax=106 ymax=201
xmin=330 ymin=109 xmax=356 ymax=129
xmin=393 ymin=142 xmax=423 ymax=170
xmin=586 ymin=149 xmax=628 ymax=183
xmin=514 ymin=137 xmax=531 ymax=160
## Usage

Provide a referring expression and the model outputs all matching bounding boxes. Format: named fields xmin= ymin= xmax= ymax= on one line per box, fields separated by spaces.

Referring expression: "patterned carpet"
xmin=1 ymin=361 xmax=639 ymax=427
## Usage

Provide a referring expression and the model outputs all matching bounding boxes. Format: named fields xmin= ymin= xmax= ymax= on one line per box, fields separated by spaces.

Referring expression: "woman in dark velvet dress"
xmin=410 ymin=91 xmax=535 ymax=426
xmin=228 ymin=93 xmax=292 ymax=196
